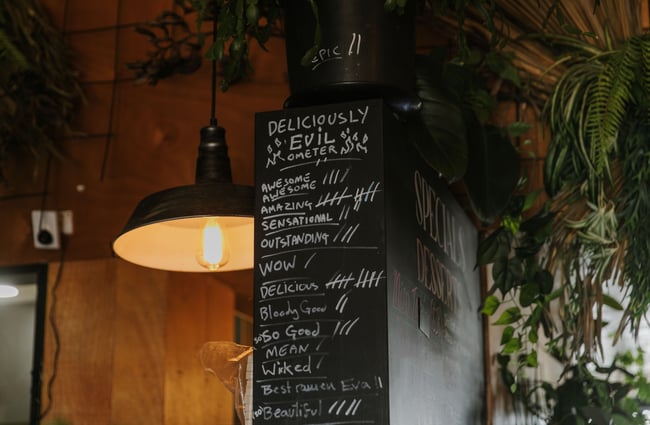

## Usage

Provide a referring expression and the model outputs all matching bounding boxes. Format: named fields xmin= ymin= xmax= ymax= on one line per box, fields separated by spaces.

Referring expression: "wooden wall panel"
xmin=71 ymin=83 xmax=114 ymax=136
xmin=118 ymin=0 xmax=175 ymax=25
xmin=110 ymin=263 xmax=167 ymax=425
xmin=42 ymin=259 xmax=117 ymax=425
xmin=66 ymin=30 xmax=117 ymax=82
xmin=41 ymin=259 xmax=236 ymax=425
xmin=164 ymin=274 xmax=235 ymax=425
xmin=65 ymin=0 xmax=119 ymax=32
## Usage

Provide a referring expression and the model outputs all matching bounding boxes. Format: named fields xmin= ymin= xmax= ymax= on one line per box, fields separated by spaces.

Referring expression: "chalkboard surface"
xmin=385 ymin=124 xmax=484 ymax=424
xmin=253 ymin=100 xmax=389 ymax=424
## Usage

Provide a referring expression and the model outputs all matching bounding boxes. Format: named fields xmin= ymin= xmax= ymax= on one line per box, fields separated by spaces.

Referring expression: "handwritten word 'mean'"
xmin=264 ymin=342 xmax=309 ymax=360
xmin=267 ymin=107 xmax=369 ymax=137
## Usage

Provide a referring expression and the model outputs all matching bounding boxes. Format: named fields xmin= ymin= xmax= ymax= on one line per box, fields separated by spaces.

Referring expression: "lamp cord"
xmin=209 ymin=6 xmax=217 ymax=126
xmin=37 ymin=155 xmax=51 ymax=232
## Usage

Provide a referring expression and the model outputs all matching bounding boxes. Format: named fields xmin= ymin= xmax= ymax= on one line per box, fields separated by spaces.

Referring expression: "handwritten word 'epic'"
xmin=311 ymin=32 xmax=363 ymax=70
xmin=267 ymin=107 xmax=369 ymax=137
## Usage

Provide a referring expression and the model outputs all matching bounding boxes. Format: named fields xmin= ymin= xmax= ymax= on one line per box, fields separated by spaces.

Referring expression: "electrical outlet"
xmin=31 ymin=210 xmax=60 ymax=249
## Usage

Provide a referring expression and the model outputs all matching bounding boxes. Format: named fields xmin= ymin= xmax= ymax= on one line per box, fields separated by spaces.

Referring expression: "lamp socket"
xmin=31 ymin=210 xmax=60 ymax=250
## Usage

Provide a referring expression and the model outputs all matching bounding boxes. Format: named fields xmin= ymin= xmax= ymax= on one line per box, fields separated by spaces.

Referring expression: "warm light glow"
xmin=197 ymin=219 xmax=229 ymax=271
xmin=0 ymin=284 xmax=19 ymax=298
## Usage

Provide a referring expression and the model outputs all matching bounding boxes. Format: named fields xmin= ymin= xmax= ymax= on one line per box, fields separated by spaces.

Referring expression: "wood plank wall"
xmin=41 ymin=258 xmax=237 ymax=425
xmin=0 ymin=0 xmax=289 ymax=268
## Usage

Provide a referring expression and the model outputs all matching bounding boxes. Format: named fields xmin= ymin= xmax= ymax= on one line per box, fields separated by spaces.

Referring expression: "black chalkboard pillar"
xmin=253 ymin=99 xmax=484 ymax=425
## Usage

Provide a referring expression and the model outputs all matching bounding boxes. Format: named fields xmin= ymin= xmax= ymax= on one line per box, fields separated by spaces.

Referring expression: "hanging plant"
xmin=0 ymin=0 xmax=83 ymax=184
xmin=543 ymin=33 xmax=650 ymax=344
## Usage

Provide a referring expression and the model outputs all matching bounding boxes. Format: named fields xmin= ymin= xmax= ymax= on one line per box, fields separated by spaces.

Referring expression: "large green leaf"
xmin=408 ymin=55 xmax=468 ymax=182
xmin=464 ymin=119 xmax=520 ymax=224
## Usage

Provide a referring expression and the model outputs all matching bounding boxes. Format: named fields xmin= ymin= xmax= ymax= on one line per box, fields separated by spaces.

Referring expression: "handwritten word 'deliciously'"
xmin=267 ymin=107 xmax=369 ymax=137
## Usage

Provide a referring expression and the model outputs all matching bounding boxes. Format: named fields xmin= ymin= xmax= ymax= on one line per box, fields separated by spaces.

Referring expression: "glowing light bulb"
xmin=197 ymin=219 xmax=229 ymax=271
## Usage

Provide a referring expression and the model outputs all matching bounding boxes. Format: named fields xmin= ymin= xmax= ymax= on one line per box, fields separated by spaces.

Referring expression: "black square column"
xmin=254 ymin=99 xmax=484 ymax=425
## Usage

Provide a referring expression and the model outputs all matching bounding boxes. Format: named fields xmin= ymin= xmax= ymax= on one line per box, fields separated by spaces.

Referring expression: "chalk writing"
xmin=309 ymin=32 xmax=363 ymax=71
xmin=255 ymin=101 xmax=386 ymax=424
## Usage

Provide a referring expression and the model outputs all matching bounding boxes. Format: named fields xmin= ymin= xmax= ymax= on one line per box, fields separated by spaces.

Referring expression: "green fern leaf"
xmin=0 ymin=28 xmax=29 ymax=70
xmin=587 ymin=38 xmax=638 ymax=180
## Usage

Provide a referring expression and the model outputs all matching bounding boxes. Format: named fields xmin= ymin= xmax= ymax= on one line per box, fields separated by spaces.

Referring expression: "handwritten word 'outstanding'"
xmin=266 ymin=106 xmax=370 ymax=137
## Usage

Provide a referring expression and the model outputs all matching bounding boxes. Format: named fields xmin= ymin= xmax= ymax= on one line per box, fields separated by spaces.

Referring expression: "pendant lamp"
xmin=113 ymin=11 xmax=254 ymax=272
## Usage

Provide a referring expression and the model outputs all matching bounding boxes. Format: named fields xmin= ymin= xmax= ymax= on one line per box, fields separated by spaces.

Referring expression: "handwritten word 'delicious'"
xmin=267 ymin=107 xmax=370 ymax=137
xmin=258 ymin=281 xmax=320 ymax=299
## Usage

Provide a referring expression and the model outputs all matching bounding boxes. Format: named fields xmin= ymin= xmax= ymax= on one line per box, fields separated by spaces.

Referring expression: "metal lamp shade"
xmin=113 ymin=182 xmax=254 ymax=272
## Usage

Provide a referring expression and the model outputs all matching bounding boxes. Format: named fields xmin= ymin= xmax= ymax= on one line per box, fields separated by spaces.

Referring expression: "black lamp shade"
xmin=113 ymin=182 xmax=254 ymax=272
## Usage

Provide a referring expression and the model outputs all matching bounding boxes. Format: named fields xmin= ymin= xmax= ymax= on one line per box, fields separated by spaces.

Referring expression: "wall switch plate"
xmin=31 ymin=210 xmax=60 ymax=249
xmin=60 ymin=210 xmax=74 ymax=235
